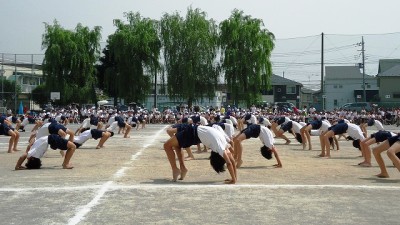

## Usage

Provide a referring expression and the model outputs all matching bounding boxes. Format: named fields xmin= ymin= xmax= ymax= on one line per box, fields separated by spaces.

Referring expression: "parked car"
xmin=340 ymin=102 xmax=373 ymax=112
xmin=274 ymin=102 xmax=296 ymax=112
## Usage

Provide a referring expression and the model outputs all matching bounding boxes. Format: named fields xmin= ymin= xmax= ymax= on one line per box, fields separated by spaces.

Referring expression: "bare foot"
xmin=172 ymin=168 xmax=180 ymax=182
xmin=96 ymin=146 xmax=101 ymax=149
xmin=13 ymin=149 xmax=21 ymax=152
xmin=285 ymin=140 xmax=291 ymax=145
xmin=359 ymin=163 xmax=372 ymax=167
xmin=318 ymin=154 xmax=325 ymax=157
xmin=60 ymin=150 xmax=65 ymax=157
xmin=62 ymin=164 xmax=74 ymax=169
xmin=184 ymin=157 xmax=195 ymax=161
xmin=273 ymin=164 xmax=282 ymax=168
xmin=124 ymin=135 xmax=130 ymax=138
xmin=195 ymin=150 xmax=202 ymax=154
xmin=302 ymin=143 xmax=306 ymax=150
xmin=178 ymin=168 xmax=188 ymax=180
xmin=224 ymin=179 xmax=236 ymax=184
xmin=7 ymin=151 xmax=14 ymax=153
xmin=375 ymin=173 xmax=389 ymax=178
xmin=15 ymin=166 xmax=26 ymax=170
xmin=236 ymin=160 xmax=243 ymax=168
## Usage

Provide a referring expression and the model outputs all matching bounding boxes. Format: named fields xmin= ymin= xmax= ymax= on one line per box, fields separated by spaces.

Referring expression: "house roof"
xmin=271 ymin=74 xmax=302 ymax=86
xmin=377 ymin=64 xmax=400 ymax=77
xmin=378 ymin=59 xmax=400 ymax=74
xmin=301 ymin=87 xmax=316 ymax=94
xmin=325 ymin=66 xmax=374 ymax=80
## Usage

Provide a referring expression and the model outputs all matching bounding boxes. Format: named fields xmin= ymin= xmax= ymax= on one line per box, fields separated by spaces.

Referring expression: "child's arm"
xmin=15 ymin=153 xmax=28 ymax=170
xmin=272 ymin=146 xmax=282 ymax=168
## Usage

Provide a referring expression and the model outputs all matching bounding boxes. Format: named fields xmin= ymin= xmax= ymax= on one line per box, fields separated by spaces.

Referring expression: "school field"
xmin=0 ymin=124 xmax=399 ymax=225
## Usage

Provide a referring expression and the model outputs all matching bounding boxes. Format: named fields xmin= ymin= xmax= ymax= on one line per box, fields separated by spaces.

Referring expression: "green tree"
xmin=219 ymin=9 xmax=275 ymax=106
xmin=160 ymin=7 xmax=219 ymax=107
xmin=0 ymin=77 xmax=21 ymax=110
xmin=31 ymin=84 xmax=48 ymax=106
xmin=106 ymin=12 xmax=161 ymax=105
xmin=41 ymin=20 xmax=102 ymax=105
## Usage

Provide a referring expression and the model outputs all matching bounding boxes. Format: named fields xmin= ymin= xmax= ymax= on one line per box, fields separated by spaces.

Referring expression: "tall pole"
xmin=153 ymin=67 xmax=157 ymax=110
xmin=321 ymin=32 xmax=324 ymax=110
xmin=14 ymin=54 xmax=17 ymax=113
xmin=1 ymin=53 xmax=4 ymax=107
xmin=361 ymin=36 xmax=366 ymax=102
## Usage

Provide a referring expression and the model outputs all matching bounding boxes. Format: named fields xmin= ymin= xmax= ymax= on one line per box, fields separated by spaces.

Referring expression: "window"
xmin=334 ymin=99 xmax=338 ymax=106
xmin=339 ymin=85 xmax=343 ymax=88
xmin=286 ymin=86 xmax=296 ymax=94
xmin=277 ymin=88 xmax=281 ymax=92
xmin=333 ymin=85 xmax=337 ymax=88
xmin=393 ymin=93 xmax=400 ymax=99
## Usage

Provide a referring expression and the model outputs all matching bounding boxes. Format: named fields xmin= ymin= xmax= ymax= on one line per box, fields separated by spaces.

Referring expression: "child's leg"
xmin=7 ymin=130 xmax=16 ymax=153
xmin=62 ymin=142 xmax=76 ymax=169
xmin=123 ymin=124 xmax=131 ymax=138
xmin=233 ymin=134 xmax=246 ymax=168
xmin=12 ymin=131 xmax=20 ymax=151
xmin=97 ymin=132 xmax=111 ymax=149
xmin=175 ymin=148 xmax=188 ymax=180
xmin=387 ymin=141 xmax=400 ymax=172
xmin=360 ymin=138 xmax=376 ymax=166
xmin=372 ymin=141 xmax=390 ymax=178
xmin=184 ymin=147 xmax=195 ymax=160
xmin=305 ymin=127 xmax=312 ymax=150
xmin=163 ymin=136 xmax=181 ymax=181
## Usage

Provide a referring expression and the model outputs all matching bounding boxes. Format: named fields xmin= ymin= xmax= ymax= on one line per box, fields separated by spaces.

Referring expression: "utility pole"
xmin=1 ymin=53 xmax=4 ymax=107
xmin=361 ymin=36 xmax=366 ymax=102
xmin=321 ymin=32 xmax=324 ymax=110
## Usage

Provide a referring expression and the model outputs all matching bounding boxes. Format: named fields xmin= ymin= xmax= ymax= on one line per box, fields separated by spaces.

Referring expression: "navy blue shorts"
xmin=48 ymin=134 xmax=68 ymax=150
xmin=91 ymin=129 xmax=103 ymax=140
xmin=328 ymin=123 xmax=348 ymax=135
xmin=371 ymin=131 xmax=392 ymax=143
xmin=175 ymin=125 xmax=200 ymax=148
xmin=241 ymin=124 xmax=261 ymax=139
xmin=11 ymin=116 xmax=18 ymax=123
xmin=308 ymin=120 xmax=322 ymax=130
xmin=28 ymin=117 xmax=36 ymax=123
xmin=280 ymin=121 xmax=292 ymax=132
xmin=48 ymin=123 xmax=67 ymax=134
xmin=0 ymin=124 xmax=14 ymax=135
xmin=388 ymin=135 xmax=400 ymax=146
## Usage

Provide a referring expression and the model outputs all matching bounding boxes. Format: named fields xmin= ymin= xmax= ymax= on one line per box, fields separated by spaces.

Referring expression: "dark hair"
xmin=81 ymin=127 xmax=90 ymax=133
xmin=25 ymin=157 xmax=42 ymax=169
xmin=352 ymin=140 xmax=361 ymax=150
xmin=109 ymin=131 xmax=114 ymax=137
xmin=209 ymin=151 xmax=226 ymax=173
xmin=295 ymin=133 xmax=303 ymax=143
xmin=260 ymin=145 xmax=273 ymax=160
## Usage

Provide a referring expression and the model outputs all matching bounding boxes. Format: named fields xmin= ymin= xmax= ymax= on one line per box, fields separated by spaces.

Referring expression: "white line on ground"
xmin=67 ymin=181 xmax=113 ymax=225
xmin=1 ymin=183 xmax=399 ymax=193
xmin=66 ymin=125 xmax=168 ymax=225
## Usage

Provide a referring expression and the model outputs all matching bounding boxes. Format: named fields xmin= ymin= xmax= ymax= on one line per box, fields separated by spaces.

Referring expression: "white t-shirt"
xmin=106 ymin=121 xmax=118 ymax=132
xmin=197 ymin=125 xmax=229 ymax=157
xmin=81 ymin=118 xmax=91 ymax=128
xmin=27 ymin=136 xmax=49 ymax=159
xmin=347 ymin=123 xmax=365 ymax=141
xmin=223 ymin=123 xmax=235 ymax=139
xmin=320 ymin=120 xmax=332 ymax=133
xmin=291 ymin=121 xmax=303 ymax=134
xmin=36 ymin=123 xmax=50 ymax=139
xmin=74 ymin=130 xmax=92 ymax=144
xmin=259 ymin=126 xmax=274 ymax=149
xmin=374 ymin=120 xmax=384 ymax=131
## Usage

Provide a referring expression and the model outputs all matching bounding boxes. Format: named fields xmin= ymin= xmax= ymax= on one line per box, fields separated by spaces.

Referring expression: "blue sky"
xmin=1 ymin=0 xmax=400 ymax=89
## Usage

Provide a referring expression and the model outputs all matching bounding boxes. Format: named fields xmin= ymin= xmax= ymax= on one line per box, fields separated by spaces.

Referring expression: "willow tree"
xmin=42 ymin=20 xmax=102 ymax=105
xmin=160 ymin=7 xmax=219 ymax=107
xmin=219 ymin=9 xmax=275 ymax=106
xmin=107 ymin=12 xmax=161 ymax=104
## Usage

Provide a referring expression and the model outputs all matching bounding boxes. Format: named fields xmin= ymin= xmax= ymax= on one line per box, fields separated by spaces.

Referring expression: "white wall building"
xmin=324 ymin=66 xmax=378 ymax=110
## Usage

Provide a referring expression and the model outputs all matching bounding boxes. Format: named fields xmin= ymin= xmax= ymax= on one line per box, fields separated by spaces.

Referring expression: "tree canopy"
xmin=160 ymin=7 xmax=219 ymax=107
xmin=219 ymin=9 xmax=275 ymax=106
xmin=106 ymin=12 xmax=161 ymax=104
xmin=41 ymin=20 xmax=102 ymax=105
